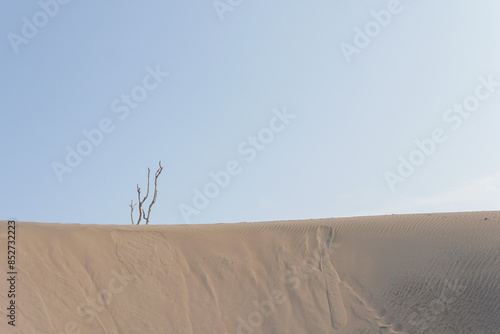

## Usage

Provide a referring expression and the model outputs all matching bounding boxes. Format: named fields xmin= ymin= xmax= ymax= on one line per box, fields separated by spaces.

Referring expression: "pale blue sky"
xmin=2 ymin=0 xmax=500 ymax=225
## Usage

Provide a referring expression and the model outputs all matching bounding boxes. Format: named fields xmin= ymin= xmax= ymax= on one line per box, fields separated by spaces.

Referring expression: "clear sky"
xmin=2 ymin=0 xmax=500 ymax=225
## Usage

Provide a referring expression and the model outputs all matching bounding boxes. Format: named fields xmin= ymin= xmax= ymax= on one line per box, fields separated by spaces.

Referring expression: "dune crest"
xmin=1 ymin=211 xmax=499 ymax=333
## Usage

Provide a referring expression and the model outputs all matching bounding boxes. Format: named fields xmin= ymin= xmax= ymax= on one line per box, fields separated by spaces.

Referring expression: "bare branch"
xmin=129 ymin=200 xmax=136 ymax=225
xmin=129 ymin=161 xmax=162 ymax=225
xmin=141 ymin=168 xmax=151 ymax=206
xmin=136 ymin=185 xmax=142 ymax=225
xmin=144 ymin=161 xmax=163 ymax=225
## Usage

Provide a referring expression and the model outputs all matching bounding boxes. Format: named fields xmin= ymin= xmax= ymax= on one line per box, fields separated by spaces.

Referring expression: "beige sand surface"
xmin=1 ymin=211 xmax=499 ymax=333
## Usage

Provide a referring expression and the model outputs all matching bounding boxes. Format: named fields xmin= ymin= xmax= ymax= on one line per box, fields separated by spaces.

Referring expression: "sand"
xmin=1 ymin=211 xmax=499 ymax=333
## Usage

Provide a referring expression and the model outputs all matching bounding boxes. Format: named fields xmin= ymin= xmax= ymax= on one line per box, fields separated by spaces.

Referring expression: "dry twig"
xmin=129 ymin=161 xmax=163 ymax=225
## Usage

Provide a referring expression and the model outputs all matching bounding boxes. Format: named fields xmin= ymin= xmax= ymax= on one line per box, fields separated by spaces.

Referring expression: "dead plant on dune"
xmin=129 ymin=161 xmax=163 ymax=225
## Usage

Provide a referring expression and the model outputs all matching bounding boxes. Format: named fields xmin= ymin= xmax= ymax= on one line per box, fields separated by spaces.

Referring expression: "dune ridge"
xmin=1 ymin=211 xmax=499 ymax=333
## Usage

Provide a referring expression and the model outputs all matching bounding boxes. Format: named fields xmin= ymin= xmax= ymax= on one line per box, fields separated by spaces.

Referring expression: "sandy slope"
xmin=1 ymin=211 xmax=499 ymax=334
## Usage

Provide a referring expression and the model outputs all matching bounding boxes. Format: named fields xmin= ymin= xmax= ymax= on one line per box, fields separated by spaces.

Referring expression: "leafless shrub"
xmin=129 ymin=161 xmax=163 ymax=225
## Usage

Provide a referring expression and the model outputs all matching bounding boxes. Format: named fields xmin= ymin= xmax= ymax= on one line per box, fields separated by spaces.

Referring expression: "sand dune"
xmin=1 ymin=211 xmax=499 ymax=333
